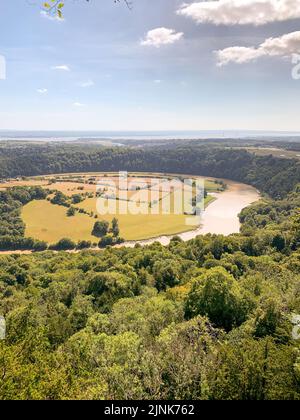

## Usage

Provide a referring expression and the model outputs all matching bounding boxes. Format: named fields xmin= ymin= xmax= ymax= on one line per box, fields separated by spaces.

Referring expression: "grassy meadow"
xmin=22 ymin=200 xmax=96 ymax=243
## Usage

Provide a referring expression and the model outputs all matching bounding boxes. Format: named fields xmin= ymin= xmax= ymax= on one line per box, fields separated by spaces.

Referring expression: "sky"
xmin=0 ymin=0 xmax=300 ymax=132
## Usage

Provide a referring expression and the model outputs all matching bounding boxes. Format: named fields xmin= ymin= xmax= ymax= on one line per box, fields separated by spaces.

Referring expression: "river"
xmin=119 ymin=179 xmax=260 ymax=248
xmin=0 ymin=178 xmax=260 ymax=254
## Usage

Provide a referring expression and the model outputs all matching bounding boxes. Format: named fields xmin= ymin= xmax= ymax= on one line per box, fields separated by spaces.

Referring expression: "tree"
xmin=291 ymin=210 xmax=300 ymax=250
xmin=50 ymin=191 xmax=68 ymax=207
xmin=185 ymin=267 xmax=249 ymax=331
xmin=209 ymin=337 xmax=299 ymax=400
xmin=77 ymin=240 xmax=92 ymax=249
xmin=51 ymin=238 xmax=76 ymax=250
xmin=71 ymin=194 xmax=83 ymax=205
xmin=99 ymin=235 xmax=114 ymax=248
xmin=155 ymin=316 xmax=221 ymax=400
xmin=32 ymin=240 xmax=48 ymax=251
xmin=153 ymin=259 xmax=181 ymax=291
xmin=272 ymin=233 xmax=286 ymax=252
xmin=253 ymin=298 xmax=284 ymax=339
xmin=92 ymin=220 xmax=109 ymax=238
xmin=110 ymin=217 xmax=120 ymax=237
xmin=86 ymin=271 xmax=139 ymax=311
xmin=67 ymin=207 xmax=76 ymax=217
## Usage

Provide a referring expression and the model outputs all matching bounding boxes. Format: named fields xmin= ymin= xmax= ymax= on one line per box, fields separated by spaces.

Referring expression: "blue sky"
xmin=0 ymin=0 xmax=300 ymax=131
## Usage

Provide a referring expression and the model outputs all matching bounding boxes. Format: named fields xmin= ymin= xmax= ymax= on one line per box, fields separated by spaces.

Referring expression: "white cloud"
xmin=141 ymin=27 xmax=184 ymax=47
xmin=73 ymin=102 xmax=86 ymax=107
xmin=78 ymin=80 xmax=94 ymax=88
xmin=40 ymin=11 xmax=65 ymax=22
xmin=52 ymin=65 xmax=70 ymax=71
xmin=178 ymin=0 xmax=300 ymax=26
xmin=37 ymin=88 xmax=48 ymax=94
xmin=216 ymin=31 xmax=300 ymax=65
xmin=154 ymin=79 xmax=162 ymax=84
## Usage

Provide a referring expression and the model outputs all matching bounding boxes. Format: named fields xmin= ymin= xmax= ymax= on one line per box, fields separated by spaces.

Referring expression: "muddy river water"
xmin=121 ymin=179 xmax=260 ymax=247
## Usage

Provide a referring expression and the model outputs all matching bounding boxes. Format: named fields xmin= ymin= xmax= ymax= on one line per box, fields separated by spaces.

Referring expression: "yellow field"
xmin=46 ymin=182 xmax=97 ymax=196
xmin=22 ymin=199 xmax=197 ymax=243
xmin=0 ymin=179 xmax=48 ymax=190
xmin=22 ymin=200 xmax=96 ymax=243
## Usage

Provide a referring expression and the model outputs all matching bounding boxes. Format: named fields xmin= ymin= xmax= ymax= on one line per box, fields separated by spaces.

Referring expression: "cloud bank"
xmin=216 ymin=31 xmax=300 ymax=65
xmin=178 ymin=0 xmax=300 ymax=26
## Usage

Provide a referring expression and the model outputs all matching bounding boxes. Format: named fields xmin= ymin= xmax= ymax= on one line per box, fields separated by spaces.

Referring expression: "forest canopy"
xmin=0 ymin=141 xmax=299 ymax=399
xmin=0 ymin=198 xmax=300 ymax=399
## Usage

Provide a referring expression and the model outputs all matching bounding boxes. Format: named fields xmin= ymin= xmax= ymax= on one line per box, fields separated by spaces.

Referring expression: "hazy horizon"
xmin=1 ymin=129 xmax=300 ymax=141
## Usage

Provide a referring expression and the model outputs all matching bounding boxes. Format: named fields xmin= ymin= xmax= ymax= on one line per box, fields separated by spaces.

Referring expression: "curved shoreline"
xmin=0 ymin=176 xmax=260 ymax=254
xmin=117 ymin=179 xmax=260 ymax=248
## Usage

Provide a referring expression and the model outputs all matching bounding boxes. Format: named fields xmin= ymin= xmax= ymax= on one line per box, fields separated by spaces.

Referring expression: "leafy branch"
xmin=43 ymin=0 xmax=132 ymax=18
xmin=43 ymin=1 xmax=64 ymax=18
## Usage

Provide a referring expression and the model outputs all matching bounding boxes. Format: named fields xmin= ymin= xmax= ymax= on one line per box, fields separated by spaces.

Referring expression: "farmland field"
xmin=23 ymin=199 xmax=199 ymax=242
xmin=22 ymin=200 xmax=96 ymax=243
xmin=20 ymin=173 xmax=221 ymax=243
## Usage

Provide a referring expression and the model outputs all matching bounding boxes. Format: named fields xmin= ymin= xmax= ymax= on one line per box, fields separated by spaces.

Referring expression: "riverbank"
xmin=0 ymin=178 xmax=260 ymax=254
xmin=117 ymin=179 xmax=260 ymax=247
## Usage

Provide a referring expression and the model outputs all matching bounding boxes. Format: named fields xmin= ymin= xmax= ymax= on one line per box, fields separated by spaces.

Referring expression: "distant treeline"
xmin=0 ymin=143 xmax=299 ymax=198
